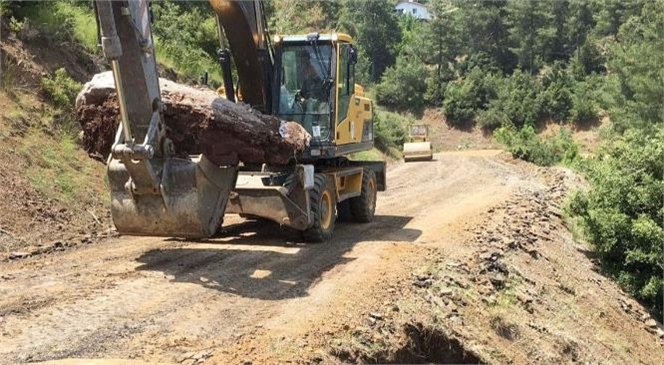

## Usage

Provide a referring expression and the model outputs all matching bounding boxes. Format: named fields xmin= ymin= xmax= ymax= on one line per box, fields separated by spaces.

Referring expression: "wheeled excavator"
xmin=94 ymin=0 xmax=385 ymax=242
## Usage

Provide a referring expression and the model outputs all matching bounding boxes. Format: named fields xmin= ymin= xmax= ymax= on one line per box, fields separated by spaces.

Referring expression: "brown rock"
xmin=76 ymin=72 xmax=311 ymax=166
xmin=645 ymin=319 xmax=658 ymax=328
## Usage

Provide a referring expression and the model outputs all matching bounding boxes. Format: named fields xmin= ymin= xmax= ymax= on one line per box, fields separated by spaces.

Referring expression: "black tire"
xmin=349 ymin=168 xmax=377 ymax=223
xmin=302 ymin=174 xmax=336 ymax=242
xmin=337 ymin=200 xmax=352 ymax=222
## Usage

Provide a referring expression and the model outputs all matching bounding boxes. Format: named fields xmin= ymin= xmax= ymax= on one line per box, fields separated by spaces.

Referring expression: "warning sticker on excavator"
xmin=312 ymin=126 xmax=321 ymax=138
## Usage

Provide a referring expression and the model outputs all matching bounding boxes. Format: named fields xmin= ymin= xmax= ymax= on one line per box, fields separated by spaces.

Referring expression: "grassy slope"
xmin=0 ymin=5 xmax=111 ymax=252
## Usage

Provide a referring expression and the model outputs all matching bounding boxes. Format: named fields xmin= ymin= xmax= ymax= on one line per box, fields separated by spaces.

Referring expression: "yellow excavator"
xmin=403 ymin=124 xmax=433 ymax=162
xmin=94 ymin=0 xmax=385 ymax=242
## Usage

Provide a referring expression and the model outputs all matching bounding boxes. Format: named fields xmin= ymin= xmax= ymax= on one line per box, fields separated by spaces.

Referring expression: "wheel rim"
xmin=367 ymin=179 xmax=376 ymax=209
xmin=320 ymin=190 xmax=333 ymax=230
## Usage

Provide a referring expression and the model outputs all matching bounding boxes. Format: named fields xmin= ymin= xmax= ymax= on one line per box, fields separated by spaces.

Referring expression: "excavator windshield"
xmin=277 ymin=44 xmax=333 ymax=141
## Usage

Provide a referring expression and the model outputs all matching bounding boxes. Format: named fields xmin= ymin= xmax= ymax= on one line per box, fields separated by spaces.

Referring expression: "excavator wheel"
xmin=336 ymin=200 xmax=352 ymax=222
xmin=302 ymin=174 xmax=336 ymax=242
xmin=349 ymin=168 xmax=377 ymax=223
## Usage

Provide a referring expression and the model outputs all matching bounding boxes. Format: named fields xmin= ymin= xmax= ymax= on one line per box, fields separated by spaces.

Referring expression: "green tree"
xmin=418 ymin=0 xmax=462 ymax=106
xmin=607 ymin=0 xmax=664 ymax=131
xmin=569 ymin=129 xmax=664 ymax=317
xmin=338 ymin=0 xmax=401 ymax=83
xmin=542 ymin=0 xmax=572 ymax=63
xmin=459 ymin=0 xmax=515 ymax=73
xmin=269 ymin=0 xmax=339 ymax=33
xmin=593 ymin=0 xmax=645 ymax=37
xmin=506 ymin=0 xmax=549 ymax=73
xmin=375 ymin=55 xmax=428 ymax=113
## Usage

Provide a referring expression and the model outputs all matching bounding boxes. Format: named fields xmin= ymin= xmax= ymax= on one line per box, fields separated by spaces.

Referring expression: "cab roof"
xmin=279 ymin=33 xmax=353 ymax=44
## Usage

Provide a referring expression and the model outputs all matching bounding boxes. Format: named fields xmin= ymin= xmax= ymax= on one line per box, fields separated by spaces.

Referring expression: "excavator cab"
xmin=273 ymin=34 xmax=373 ymax=161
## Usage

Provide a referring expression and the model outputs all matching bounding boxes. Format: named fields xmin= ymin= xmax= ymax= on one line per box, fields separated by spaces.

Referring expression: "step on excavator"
xmin=94 ymin=0 xmax=385 ymax=242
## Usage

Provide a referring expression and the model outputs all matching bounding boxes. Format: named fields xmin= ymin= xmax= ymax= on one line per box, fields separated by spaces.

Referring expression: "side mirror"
xmin=349 ymin=46 xmax=358 ymax=65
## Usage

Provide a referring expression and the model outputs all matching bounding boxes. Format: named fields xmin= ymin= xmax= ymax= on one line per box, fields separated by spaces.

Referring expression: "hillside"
xmin=0 ymin=16 xmax=113 ymax=257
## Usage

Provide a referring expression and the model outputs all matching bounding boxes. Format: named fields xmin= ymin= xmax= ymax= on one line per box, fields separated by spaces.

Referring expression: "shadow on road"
xmin=135 ymin=215 xmax=421 ymax=301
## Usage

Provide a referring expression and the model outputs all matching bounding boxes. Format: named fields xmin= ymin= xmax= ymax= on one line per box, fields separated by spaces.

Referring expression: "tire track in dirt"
xmin=0 ymin=150 xmax=530 ymax=364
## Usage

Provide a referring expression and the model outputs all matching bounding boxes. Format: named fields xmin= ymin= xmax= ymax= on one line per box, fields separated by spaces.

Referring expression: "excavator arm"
xmin=209 ymin=0 xmax=274 ymax=113
xmin=95 ymin=0 xmax=239 ymax=238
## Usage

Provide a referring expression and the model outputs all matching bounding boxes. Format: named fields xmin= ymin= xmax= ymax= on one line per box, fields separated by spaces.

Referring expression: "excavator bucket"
xmin=108 ymin=155 xmax=238 ymax=239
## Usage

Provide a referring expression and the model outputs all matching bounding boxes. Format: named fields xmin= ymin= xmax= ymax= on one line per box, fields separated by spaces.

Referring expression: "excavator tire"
xmin=302 ymin=174 xmax=336 ymax=242
xmin=349 ymin=168 xmax=377 ymax=223
xmin=336 ymin=200 xmax=352 ymax=222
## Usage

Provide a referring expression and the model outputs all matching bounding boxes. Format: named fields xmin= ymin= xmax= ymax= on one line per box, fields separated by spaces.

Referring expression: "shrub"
xmin=442 ymin=67 xmax=499 ymax=127
xmin=568 ymin=129 xmax=664 ymax=317
xmin=483 ymin=70 xmax=543 ymax=129
xmin=13 ymin=2 xmax=97 ymax=50
xmin=152 ymin=1 xmax=223 ymax=86
xmin=373 ymin=109 xmax=409 ymax=155
xmin=375 ymin=55 xmax=428 ymax=113
xmin=495 ymin=125 xmax=578 ymax=166
xmin=477 ymin=108 xmax=510 ymax=130
xmin=442 ymin=79 xmax=478 ymax=127
xmin=570 ymin=80 xmax=599 ymax=123
xmin=540 ymin=63 xmax=574 ymax=123
xmin=41 ymin=68 xmax=81 ymax=109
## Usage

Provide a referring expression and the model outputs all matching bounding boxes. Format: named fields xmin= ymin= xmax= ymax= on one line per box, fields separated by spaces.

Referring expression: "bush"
xmin=442 ymin=67 xmax=499 ymax=127
xmin=568 ymin=129 xmax=664 ymax=317
xmin=152 ymin=1 xmax=223 ymax=85
xmin=374 ymin=55 xmax=428 ymax=113
xmin=570 ymin=80 xmax=599 ymax=123
xmin=477 ymin=108 xmax=510 ymax=130
xmin=41 ymin=68 xmax=81 ymax=109
xmin=14 ymin=1 xmax=97 ymax=50
xmin=540 ymin=62 xmax=574 ymax=122
xmin=495 ymin=125 xmax=578 ymax=166
xmin=442 ymin=79 xmax=477 ymax=126
xmin=483 ymin=70 xmax=543 ymax=129
xmin=373 ymin=109 xmax=409 ymax=156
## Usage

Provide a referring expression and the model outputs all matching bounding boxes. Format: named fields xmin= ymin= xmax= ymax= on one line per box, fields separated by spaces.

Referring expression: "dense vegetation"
xmin=1 ymin=0 xmax=662 ymax=316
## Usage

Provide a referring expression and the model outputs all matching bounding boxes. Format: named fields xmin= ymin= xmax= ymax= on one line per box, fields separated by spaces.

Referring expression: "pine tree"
xmin=338 ymin=0 xmax=401 ymax=83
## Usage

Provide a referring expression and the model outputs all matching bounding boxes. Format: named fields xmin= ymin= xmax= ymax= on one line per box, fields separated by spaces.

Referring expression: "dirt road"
xmin=2 ymin=151 xmax=659 ymax=364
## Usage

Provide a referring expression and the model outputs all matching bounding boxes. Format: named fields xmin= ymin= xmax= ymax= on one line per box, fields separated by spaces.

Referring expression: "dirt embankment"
xmin=0 ymin=20 xmax=117 ymax=258
xmin=215 ymin=157 xmax=664 ymax=365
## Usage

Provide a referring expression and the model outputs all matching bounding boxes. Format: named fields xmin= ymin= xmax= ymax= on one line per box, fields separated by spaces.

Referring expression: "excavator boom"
xmin=210 ymin=0 xmax=273 ymax=112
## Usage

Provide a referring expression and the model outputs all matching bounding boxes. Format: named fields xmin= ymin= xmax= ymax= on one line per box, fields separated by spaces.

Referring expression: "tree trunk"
xmin=76 ymin=72 xmax=310 ymax=166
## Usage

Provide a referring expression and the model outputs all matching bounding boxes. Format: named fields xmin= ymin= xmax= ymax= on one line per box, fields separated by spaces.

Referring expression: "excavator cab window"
xmin=337 ymin=44 xmax=355 ymax=125
xmin=277 ymin=45 xmax=333 ymax=141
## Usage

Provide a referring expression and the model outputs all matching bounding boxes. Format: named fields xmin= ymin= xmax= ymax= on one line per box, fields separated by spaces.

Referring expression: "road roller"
xmin=403 ymin=124 xmax=433 ymax=162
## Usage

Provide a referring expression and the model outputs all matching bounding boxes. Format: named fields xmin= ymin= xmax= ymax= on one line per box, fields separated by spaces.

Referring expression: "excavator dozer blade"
xmin=108 ymin=155 xmax=238 ymax=239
